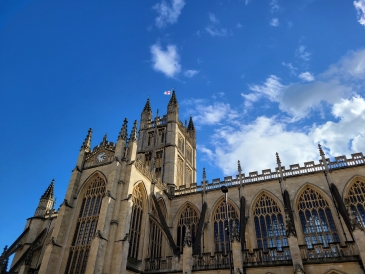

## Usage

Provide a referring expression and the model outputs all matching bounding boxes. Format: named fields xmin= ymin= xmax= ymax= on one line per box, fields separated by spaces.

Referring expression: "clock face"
xmin=97 ymin=152 xmax=106 ymax=163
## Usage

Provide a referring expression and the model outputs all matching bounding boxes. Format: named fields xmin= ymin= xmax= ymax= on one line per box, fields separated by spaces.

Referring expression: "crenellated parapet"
xmin=174 ymin=152 xmax=365 ymax=196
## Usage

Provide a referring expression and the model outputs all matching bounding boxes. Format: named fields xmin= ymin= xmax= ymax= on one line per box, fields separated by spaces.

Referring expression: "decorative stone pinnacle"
xmin=129 ymin=120 xmax=138 ymax=142
xmin=118 ymin=118 xmax=128 ymax=140
xmin=168 ymin=90 xmax=178 ymax=105
xmin=183 ymin=226 xmax=192 ymax=247
xmin=41 ymin=180 xmax=54 ymax=199
xmin=276 ymin=152 xmax=281 ymax=165
xmin=203 ymin=168 xmax=206 ymax=180
xmin=81 ymin=128 xmax=92 ymax=150
xmin=187 ymin=116 xmax=195 ymax=131
xmin=231 ymin=221 xmax=240 ymax=242
xmin=143 ymin=98 xmax=152 ymax=112
xmin=318 ymin=143 xmax=325 ymax=156
xmin=238 ymin=160 xmax=242 ymax=173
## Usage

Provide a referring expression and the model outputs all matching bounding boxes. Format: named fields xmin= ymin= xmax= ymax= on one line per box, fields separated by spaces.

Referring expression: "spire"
xmin=130 ymin=120 xmax=138 ymax=142
xmin=238 ymin=160 xmax=242 ymax=174
xmin=41 ymin=179 xmax=54 ymax=199
xmin=81 ymin=128 xmax=92 ymax=150
xmin=118 ymin=118 xmax=128 ymax=141
xmin=318 ymin=143 xmax=325 ymax=156
xmin=143 ymin=98 xmax=152 ymax=112
xmin=187 ymin=116 xmax=195 ymax=131
xmin=276 ymin=152 xmax=281 ymax=165
xmin=168 ymin=90 xmax=178 ymax=105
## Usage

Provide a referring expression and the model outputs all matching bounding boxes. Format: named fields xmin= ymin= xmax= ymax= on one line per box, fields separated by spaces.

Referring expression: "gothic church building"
xmin=2 ymin=91 xmax=365 ymax=274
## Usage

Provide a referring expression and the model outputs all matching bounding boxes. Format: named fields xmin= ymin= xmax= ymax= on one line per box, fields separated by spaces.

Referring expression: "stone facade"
xmin=2 ymin=91 xmax=365 ymax=274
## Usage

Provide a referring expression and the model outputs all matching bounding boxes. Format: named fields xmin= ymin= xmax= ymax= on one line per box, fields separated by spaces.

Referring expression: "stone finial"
xmin=183 ymin=226 xmax=192 ymax=247
xmin=285 ymin=208 xmax=297 ymax=237
xmin=168 ymin=90 xmax=178 ymax=105
xmin=118 ymin=118 xmax=128 ymax=141
xmin=143 ymin=98 xmax=152 ymax=112
xmin=318 ymin=143 xmax=325 ymax=156
xmin=129 ymin=120 xmax=138 ymax=142
xmin=80 ymin=128 xmax=92 ymax=150
xmin=41 ymin=179 xmax=54 ymax=199
xmin=238 ymin=160 xmax=242 ymax=174
xmin=231 ymin=221 xmax=240 ymax=242
xmin=203 ymin=168 xmax=206 ymax=181
xmin=187 ymin=116 xmax=195 ymax=131
xmin=276 ymin=152 xmax=281 ymax=165
xmin=102 ymin=134 xmax=108 ymax=145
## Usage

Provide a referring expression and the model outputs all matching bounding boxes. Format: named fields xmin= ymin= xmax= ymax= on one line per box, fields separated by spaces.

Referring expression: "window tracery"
xmin=213 ymin=200 xmax=239 ymax=254
xmin=347 ymin=180 xmax=365 ymax=227
xmin=176 ymin=205 xmax=199 ymax=252
xmin=128 ymin=184 xmax=144 ymax=259
xmin=177 ymin=157 xmax=183 ymax=187
xmin=253 ymin=194 xmax=288 ymax=251
xmin=298 ymin=187 xmax=339 ymax=248
xmin=64 ymin=175 xmax=105 ymax=274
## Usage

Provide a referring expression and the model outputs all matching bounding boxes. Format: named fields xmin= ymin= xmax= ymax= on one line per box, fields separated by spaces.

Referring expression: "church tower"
xmin=137 ymin=90 xmax=197 ymax=193
xmin=34 ymin=179 xmax=55 ymax=217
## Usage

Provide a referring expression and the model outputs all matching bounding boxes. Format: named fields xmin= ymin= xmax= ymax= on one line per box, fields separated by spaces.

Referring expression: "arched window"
xmin=149 ymin=203 xmax=164 ymax=259
xmin=213 ymin=200 xmax=239 ymax=254
xmin=253 ymin=194 xmax=288 ymax=251
xmin=65 ymin=175 xmax=105 ymax=274
xmin=176 ymin=205 xmax=199 ymax=252
xmin=347 ymin=180 xmax=365 ymax=227
xmin=298 ymin=188 xmax=339 ymax=248
xmin=128 ymin=184 xmax=145 ymax=259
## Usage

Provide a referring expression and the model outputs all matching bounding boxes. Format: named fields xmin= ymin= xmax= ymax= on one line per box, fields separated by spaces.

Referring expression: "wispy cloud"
xmin=206 ymin=26 xmax=228 ymax=36
xmin=150 ymin=43 xmax=181 ymax=78
xmin=270 ymin=18 xmax=279 ymax=27
xmin=270 ymin=0 xmax=280 ymax=13
xmin=354 ymin=0 xmax=365 ymax=27
xmin=296 ymin=45 xmax=311 ymax=61
xmin=236 ymin=22 xmax=242 ymax=29
xmin=282 ymin=62 xmax=297 ymax=75
xmin=184 ymin=70 xmax=199 ymax=78
xmin=209 ymin=13 xmax=219 ymax=24
xmin=153 ymin=0 xmax=186 ymax=28
xmin=299 ymin=71 xmax=315 ymax=82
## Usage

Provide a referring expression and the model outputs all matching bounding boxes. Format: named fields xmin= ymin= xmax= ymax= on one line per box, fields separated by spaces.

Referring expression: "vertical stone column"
xmin=285 ymin=211 xmax=304 ymax=273
xmin=231 ymin=222 xmax=243 ymax=274
xmin=182 ymin=227 xmax=193 ymax=274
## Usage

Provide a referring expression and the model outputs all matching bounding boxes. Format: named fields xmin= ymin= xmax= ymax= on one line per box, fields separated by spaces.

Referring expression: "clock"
xmin=97 ymin=152 xmax=106 ymax=163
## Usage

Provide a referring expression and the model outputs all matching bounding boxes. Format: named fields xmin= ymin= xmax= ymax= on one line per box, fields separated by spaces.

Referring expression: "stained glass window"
xmin=213 ymin=200 xmax=239 ymax=254
xmin=253 ymin=194 xmax=288 ymax=251
xmin=347 ymin=180 xmax=365 ymax=227
xmin=65 ymin=175 xmax=105 ymax=274
xmin=128 ymin=184 xmax=144 ymax=259
xmin=298 ymin=188 xmax=339 ymax=248
xmin=176 ymin=205 xmax=199 ymax=252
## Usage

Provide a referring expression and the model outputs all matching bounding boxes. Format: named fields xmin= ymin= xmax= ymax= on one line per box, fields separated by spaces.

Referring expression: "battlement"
xmin=174 ymin=152 xmax=365 ymax=196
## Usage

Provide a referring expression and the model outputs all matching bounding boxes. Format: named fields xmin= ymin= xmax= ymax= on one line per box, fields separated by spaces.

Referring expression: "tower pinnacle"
xmin=130 ymin=120 xmax=138 ymax=142
xmin=118 ymin=118 xmax=128 ymax=141
xmin=143 ymin=98 xmax=152 ymax=112
xmin=187 ymin=116 xmax=195 ymax=131
xmin=41 ymin=179 xmax=55 ymax=199
xmin=81 ymin=128 xmax=92 ymax=151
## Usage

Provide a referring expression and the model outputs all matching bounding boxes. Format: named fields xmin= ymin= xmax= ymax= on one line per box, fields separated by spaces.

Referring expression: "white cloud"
xmin=270 ymin=18 xmax=279 ymax=27
xmin=247 ymin=75 xmax=283 ymax=101
xmin=282 ymin=62 xmax=297 ymax=75
xmin=184 ymin=70 xmax=199 ymax=77
xmin=183 ymin=100 xmax=239 ymax=126
xmin=237 ymin=22 xmax=242 ymax=28
xmin=299 ymin=72 xmax=315 ymax=82
xmin=209 ymin=13 xmax=219 ymax=24
xmin=206 ymin=26 xmax=228 ymax=36
xmin=270 ymin=0 xmax=280 ymax=13
xmin=153 ymin=0 xmax=186 ymax=28
xmin=354 ymin=0 xmax=365 ymax=27
xmin=296 ymin=45 xmax=311 ymax=61
xmin=201 ymin=96 xmax=365 ymax=175
xmin=150 ymin=43 xmax=181 ymax=78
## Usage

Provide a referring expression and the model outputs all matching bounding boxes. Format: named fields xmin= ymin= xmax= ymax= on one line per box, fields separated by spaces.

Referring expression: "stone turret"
xmin=34 ymin=180 xmax=55 ymax=217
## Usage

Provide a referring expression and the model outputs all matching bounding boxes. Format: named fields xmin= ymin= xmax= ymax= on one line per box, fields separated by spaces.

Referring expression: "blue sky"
xmin=1 ymin=0 xmax=365 ymax=255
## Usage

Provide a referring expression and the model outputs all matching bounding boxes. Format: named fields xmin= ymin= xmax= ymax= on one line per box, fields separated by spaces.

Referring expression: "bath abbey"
xmin=2 ymin=91 xmax=365 ymax=274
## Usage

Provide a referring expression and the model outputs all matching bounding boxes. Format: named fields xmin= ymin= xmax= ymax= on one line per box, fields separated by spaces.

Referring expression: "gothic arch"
xmin=342 ymin=175 xmax=365 ymax=198
xmin=76 ymin=170 xmax=108 ymax=196
xmin=132 ymin=180 xmax=148 ymax=209
xmin=249 ymin=190 xmax=285 ymax=216
xmin=294 ymin=183 xmax=340 ymax=248
xmin=343 ymin=176 xmax=365 ymax=227
xmin=208 ymin=195 xmax=240 ymax=223
xmin=173 ymin=201 xmax=200 ymax=224
xmin=148 ymin=214 xmax=169 ymax=259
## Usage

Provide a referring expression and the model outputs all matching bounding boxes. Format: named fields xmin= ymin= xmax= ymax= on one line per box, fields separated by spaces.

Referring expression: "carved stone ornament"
xmin=285 ymin=208 xmax=297 ymax=237
xmin=183 ymin=226 xmax=192 ymax=247
xmin=231 ymin=221 xmax=240 ymax=242
xmin=348 ymin=205 xmax=365 ymax=232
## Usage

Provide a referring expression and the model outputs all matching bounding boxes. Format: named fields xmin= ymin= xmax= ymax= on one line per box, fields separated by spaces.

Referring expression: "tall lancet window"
xmin=148 ymin=202 xmax=165 ymax=259
xmin=64 ymin=175 xmax=105 ymax=274
xmin=347 ymin=180 xmax=365 ymax=227
xmin=298 ymin=187 xmax=339 ymax=248
xmin=253 ymin=194 xmax=288 ymax=251
xmin=176 ymin=205 xmax=199 ymax=252
xmin=128 ymin=184 xmax=144 ymax=259
xmin=213 ymin=200 xmax=239 ymax=254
